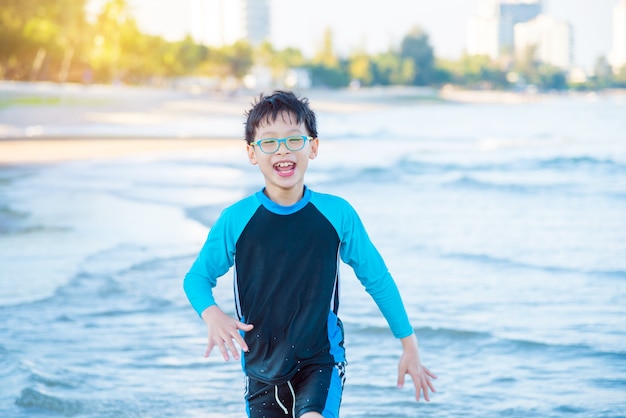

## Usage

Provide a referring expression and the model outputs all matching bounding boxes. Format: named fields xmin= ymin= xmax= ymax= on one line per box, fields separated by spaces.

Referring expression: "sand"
xmin=0 ymin=137 xmax=243 ymax=165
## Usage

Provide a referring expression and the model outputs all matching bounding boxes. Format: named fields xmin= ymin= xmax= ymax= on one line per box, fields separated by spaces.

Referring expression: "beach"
xmin=1 ymin=82 xmax=625 ymax=417
xmin=0 ymin=137 xmax=240 ymax=165
xmin=0 ymin=81 xmax=252 ymax=166
xmin=0 ymin=82 xmax=403 ymax=165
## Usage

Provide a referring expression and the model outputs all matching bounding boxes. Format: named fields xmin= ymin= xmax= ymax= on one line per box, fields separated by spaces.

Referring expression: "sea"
xmin=1 ymin=85 xmax=625 ymax=417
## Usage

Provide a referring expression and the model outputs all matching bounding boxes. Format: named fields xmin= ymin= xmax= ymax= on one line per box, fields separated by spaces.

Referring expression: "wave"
xmin=15 ymin=388 xmax=86 ymax=416
xmin=327 ymin=154 xmax=626 ymax=195
xmin=413 ymin=326 xmax=562 ymax=352
xmin=0 ymin=345 xmax=29 ymax=390
xmin=413 ymin=326 xmax=493 ymax=341
xmin=421 ymin=326 xmax=626 ymax=359
xmin=398 ymin=154 xmax=626 ymax=174
xmin=442 ymin=175 xmax=552 ymax=194
xmin=348 ymin=324 xmax=626 ymax=358
xmin=440 ymin=251 xmax=626 ymax=279
xmin=0 ymin=206 xmax=63 ymax=236
xmin=535 ymin=156 xmax=626 ymax=172
xmin=185 ymin=204 xmax=227 ymax=228
xmin=0 ymin=346 xmax=85 ymax=416
xmin=8 ymin=249 xmax=192 ymax=315
xmin=0 ymin=205 xmax=29 ymax=234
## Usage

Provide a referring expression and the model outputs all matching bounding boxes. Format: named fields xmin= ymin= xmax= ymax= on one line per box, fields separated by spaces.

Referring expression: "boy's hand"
xmin=201 ymin=305 xmax=254 ymax=361
xmin=397 ymin=334 xmax=437 ymax=401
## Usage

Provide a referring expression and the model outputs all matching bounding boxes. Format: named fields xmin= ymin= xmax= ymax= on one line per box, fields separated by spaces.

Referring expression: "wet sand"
xmin=0 ymin=137 xmax=242 ymax=165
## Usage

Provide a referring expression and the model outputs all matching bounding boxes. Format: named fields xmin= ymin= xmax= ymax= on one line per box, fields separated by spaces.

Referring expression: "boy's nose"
xmin=276 ymin=141 xmax=290 ymax=154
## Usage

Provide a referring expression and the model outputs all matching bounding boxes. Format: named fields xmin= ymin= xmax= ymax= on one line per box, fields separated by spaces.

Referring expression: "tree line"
xmin=2 ymin=0 xmax=625 ymax=91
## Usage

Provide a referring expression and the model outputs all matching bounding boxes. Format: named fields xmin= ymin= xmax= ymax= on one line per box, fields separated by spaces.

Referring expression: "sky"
xmin=89 ymin=0 xmax=619 ymax=71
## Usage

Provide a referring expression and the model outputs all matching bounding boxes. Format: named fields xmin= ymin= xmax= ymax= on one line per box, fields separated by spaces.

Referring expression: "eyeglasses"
xmin=250 ymin=135 xmax=313 ymax=154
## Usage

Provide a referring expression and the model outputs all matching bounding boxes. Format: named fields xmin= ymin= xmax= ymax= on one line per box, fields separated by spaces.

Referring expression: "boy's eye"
xmin=261 ymin=139 xmax=277 ymax=145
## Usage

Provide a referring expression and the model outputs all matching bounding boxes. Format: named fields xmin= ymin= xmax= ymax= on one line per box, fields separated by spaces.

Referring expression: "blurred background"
xmin=1 ymin=0 xmax=626 ymax=92
xmin=1 ymin=1 xmax=626 ymax=417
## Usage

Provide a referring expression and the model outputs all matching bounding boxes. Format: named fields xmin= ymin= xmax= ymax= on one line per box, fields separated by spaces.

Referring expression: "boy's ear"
xmin=309 ymin=137 xmax=319 ymax=160
xmin=247 ymin=144 xmax=258 ymax=165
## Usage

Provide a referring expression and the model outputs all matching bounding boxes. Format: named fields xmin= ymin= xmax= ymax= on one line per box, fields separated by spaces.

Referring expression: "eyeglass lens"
xmin=260 ymin=136 xmax=306 ymax=153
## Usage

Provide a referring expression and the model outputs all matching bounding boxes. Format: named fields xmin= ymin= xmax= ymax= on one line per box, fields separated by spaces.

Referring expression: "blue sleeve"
xmin=311 ymin=192 xmax=414 ymax=339
xmin=183 ymin=196 xmax=259 ymax=317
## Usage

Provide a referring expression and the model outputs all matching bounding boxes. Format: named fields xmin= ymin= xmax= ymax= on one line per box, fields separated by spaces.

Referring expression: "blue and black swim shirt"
xmin=184 ymin=186 xmax=413 ymax=385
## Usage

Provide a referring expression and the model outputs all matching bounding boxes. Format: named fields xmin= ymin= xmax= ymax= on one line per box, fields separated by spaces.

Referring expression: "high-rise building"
xmin=609 ymin=0 xmax=626 ymax=72
xmin=192 ymin=0 xmax=270 ymax=47
xmin=467 ymin=0 xmax=542 ymax=58
xmin=467 ymin=16 xmax=501 ymax=58
xmin=514 ymin=14 xmax=573 ymax=69
xmin=499 ymin=0 xmax=542 ymax=53
xmin=243 ymin=0 xmax=270 ymax=46
xmin=88 ymin=0 xmax=271 ymax=48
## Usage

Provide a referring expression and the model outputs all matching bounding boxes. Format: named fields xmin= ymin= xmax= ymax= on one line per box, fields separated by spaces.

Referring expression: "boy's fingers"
xmin=219 ymin=340 xmax=229 ymax=360
xmin=427 ymin=377 xmax=437 ymax=392
xmin=204 ymin=339 xmax=216 ymax=357
xmin=424 ymin=366 xmax=438 ymax=380
xmin=216 ymin=341 xmax=229 ymax=361
xmin=225 ymin=338 xmax=239 ymax=360
xmin=420 ymin=379 xmax=430 ymax=402
xmin=235 ymin=322 xmax=253 ymax=352
xmin=397 ymin=372 xmax=405 ymax=388
xmin=235 ymin=334 xmax=249 ymax=352
xmin=238 ymin=322 xmax=254 ymax=331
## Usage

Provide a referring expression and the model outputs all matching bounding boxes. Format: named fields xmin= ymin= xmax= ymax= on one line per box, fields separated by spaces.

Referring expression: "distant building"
xmin=467 ymin=15 xmax=501 ymax=58
xmin=243 ymin=0 xmax=271 ymax=46
xmin=499 ymin=0 xmax=542 ymax=53
xmin=514 ymin=14 xmax=573 ymax=69
xmin=609 ymin=0 xmax=626 ymax=72
xmin=467 ymin=0 xmax=542 ymax=59
xmin=192 ymin=0 xmax=270 ymax=47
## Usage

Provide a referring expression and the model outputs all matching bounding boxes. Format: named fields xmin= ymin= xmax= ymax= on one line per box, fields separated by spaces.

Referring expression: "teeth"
xmin=275 ymin=162 xmax=293 ymax=167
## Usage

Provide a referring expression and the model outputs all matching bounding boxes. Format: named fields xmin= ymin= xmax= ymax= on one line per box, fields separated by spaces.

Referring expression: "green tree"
xmin=90 ymin=0 xmax=138 ymax=82
xmin=0 ymin=0 xmax=87 ymax=80
xmin=253 ymin=41 xmax=305 ymax=85
xmin=53 ymin=0 xmax=89 ymax=82
xmin=199 ymin=41 xmax=253 ymax=87
xmin=611 ymin=65 xmax=626 ymax=88
xmin=512 ymin=43 xmax=568 ymax=91
xmin=371 ymin=51 xmax=414 ymax=85
xmin=441 ymin=54 xmax=507 ymax=88
xmin=538 ymin=65 xmax=567 ymax=90
xmin=348 ymin=51 xmax=373 ymax=85
xmin=309 ymin=28 xmax=348 ymax=88
xmin=400 ymin=26 xmax=435 ymax=85
xmin=223 ymin=40 xmax=254 ymax=79
xmin=309 ymin=63 xmax=350 ymax=88
xmin=314 ymin=28 xmax=339 ymax=68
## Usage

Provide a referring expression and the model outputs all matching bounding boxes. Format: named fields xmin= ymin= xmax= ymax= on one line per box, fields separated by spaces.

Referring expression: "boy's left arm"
xmin=397 ymin=334 xmax=437 ymax=401
xmin=323 ymin=197 xmax=437 ymax=400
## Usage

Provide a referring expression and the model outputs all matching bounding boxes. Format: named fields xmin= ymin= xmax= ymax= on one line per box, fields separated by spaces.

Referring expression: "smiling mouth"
xmin=274 ymin=161 xmax=295 ymax=176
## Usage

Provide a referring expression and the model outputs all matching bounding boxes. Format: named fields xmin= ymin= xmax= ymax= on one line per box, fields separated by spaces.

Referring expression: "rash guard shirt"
xmin=184 ymin=186 xmax=413 ymax=385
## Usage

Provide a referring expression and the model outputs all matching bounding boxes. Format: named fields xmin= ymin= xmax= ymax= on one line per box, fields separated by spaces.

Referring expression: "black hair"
xmin=244 ymin=90 xmax=318 ymax=143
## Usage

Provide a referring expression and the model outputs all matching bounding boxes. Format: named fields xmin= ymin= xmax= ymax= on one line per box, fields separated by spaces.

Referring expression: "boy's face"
xmin=247 ymin=111 xmax=318 ymax=202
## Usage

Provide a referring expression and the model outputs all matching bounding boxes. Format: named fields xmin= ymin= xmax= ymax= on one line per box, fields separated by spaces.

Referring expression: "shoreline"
xmin=2 ymin=82 xmax=624 ymax=166
xmin=0 ymin=137 xmax=243 ymax=166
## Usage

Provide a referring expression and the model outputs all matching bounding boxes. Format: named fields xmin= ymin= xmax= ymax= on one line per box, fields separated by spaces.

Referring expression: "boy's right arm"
xmin=201 ymin=305 xmax=254 ymax=361
xmin=184 ymin=198 xmax=260 ymax=360
xmin=183 ymin=205 xmax=251 ymax=360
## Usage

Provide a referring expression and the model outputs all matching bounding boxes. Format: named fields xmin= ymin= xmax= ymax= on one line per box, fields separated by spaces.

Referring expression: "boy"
xmin=184 ymin=90 xmax=436 ymax=418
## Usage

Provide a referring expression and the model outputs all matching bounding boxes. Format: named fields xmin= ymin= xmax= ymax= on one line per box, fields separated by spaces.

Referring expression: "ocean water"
xmin=1 ymin=90 xmax=626 ymax=417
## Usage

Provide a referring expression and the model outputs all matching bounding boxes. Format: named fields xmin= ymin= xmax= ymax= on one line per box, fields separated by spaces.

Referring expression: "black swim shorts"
xmin=245 ymin=362 xmax=346 ymax=418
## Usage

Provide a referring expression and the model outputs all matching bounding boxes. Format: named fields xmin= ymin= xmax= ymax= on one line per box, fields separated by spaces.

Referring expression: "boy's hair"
xmin=244 ymin=90 xmax=318 ymax=144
